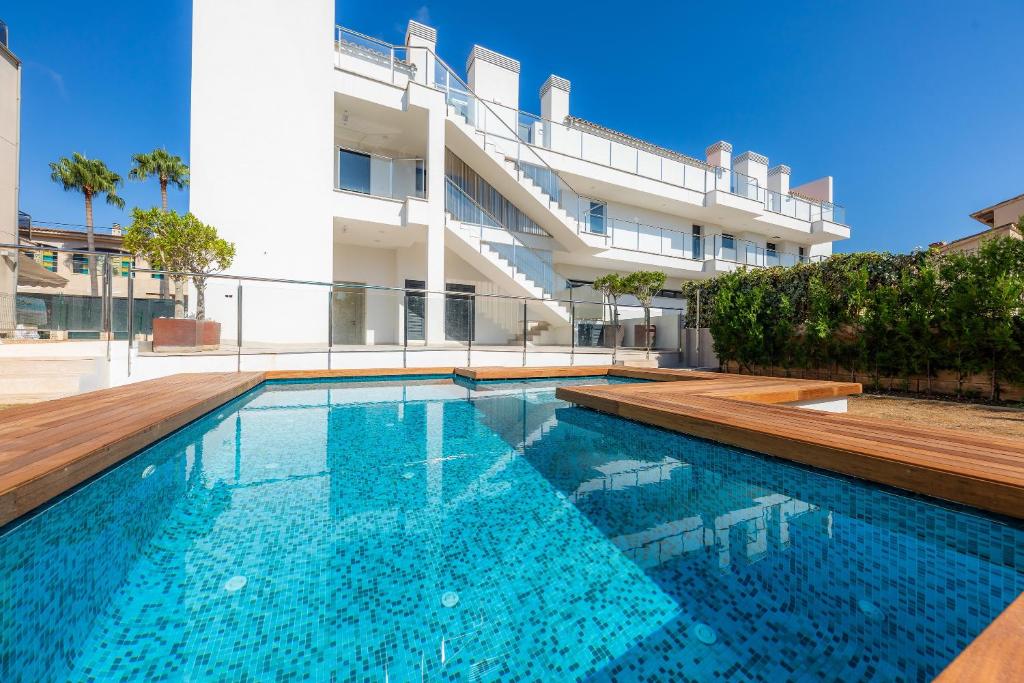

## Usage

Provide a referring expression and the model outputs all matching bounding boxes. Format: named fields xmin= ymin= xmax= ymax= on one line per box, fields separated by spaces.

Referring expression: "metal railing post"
xmin=403 ymin=290 xmax=409 ymax=369
xmin=569 ymin=288 xmax=575 ymax=367
xmin=467 ymin=294 xmax=473 ymax=367
xmin=327 ymin=286 xmax=333 ymax=370
xmin=126 ymin=270 xmax=134 ymax=376
xmin=695 ymin=289 xmax=701 ymax=368
xmin=522 ymin=300 xmax=528 ymax=367
xmin=236 ymin=279 xmax=243 ymax=372
xmin=104 ymin=256 xmax=113 ymax=362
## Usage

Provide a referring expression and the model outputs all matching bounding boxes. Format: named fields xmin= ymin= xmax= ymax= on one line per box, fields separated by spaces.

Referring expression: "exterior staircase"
xmin=0 ymin=356 xmax=104 ymax=404
xmin=445 ymin=218 xmax=572 ymax=330
xmin=442 ymin=99 xmax=595 ymax=251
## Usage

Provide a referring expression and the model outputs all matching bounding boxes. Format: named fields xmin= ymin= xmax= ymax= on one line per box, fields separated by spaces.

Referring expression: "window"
xmin=798 ymin=246 xmax=806 ymax=257
xmin=151 ymin=272 xmax=164 ymax=280
xmin=338 ymin=149 xmax=371 ymax=194
xmin=766 ymin=242 xmax=777 ymax=255
xmin=72 ymin=253 xmax=89 ymax=274
xmin=36 ymin=250 xmax=57 ymax=272
xmin=691 ymin=225 xmax=703 ymax=259
xmin=721 ymin=233 xmax=735 ymax=248
xmin=585 ymin=200 xmax=606 ymax=235
xmin=113 ymin=257 xmax=133 ymax=277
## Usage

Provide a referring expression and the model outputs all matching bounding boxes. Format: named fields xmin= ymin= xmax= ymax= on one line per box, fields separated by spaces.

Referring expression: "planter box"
xmin=601 ymin=324 xmax=624 ymax=348
xmin=633 ymin=324 xmax=656 ymax=348
xmin=153 ymin=318 xmax=221 ymax=352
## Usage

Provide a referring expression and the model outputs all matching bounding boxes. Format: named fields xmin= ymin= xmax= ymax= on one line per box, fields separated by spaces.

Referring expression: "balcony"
xmin=332 ymin=24 xmax=849 ymax=238
xmin=334 ymin=147 xmax=428 ymax=227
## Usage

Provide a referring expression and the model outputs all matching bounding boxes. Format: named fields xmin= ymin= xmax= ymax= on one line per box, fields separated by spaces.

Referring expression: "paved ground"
xmin=849 ymin=394 xmax=1024 ymax=439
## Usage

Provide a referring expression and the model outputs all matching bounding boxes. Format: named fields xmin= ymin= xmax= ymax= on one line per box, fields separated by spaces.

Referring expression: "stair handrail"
xmin=430 ymin=52 xmax=589 ymax=232
xmin=445 ymin=178 xmax=568 ymax=297
xmin=335 ymin=25 xmax=589 ymax=236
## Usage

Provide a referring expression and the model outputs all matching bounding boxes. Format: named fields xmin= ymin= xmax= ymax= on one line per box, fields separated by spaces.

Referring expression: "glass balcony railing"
xmin=333 ymin=25 xmax=849 ymax=233
xmin=445 ymin=179 xmax=567 ymax=297
xmin=706 ymin=234 xmax=820 ymax=267
xmin=336 ymin=147 xmax=426 ymax=200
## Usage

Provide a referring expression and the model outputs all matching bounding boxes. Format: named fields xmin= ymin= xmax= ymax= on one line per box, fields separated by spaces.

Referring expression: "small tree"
xmin=592 ymin=273 xmax=629 ymax=363
xmin=124 ymin=208 xmax=235 ymax=319
xmin=623 ymin=270 xmax=667 ymax=359
xmin=129 ymin=148 xmax=190 ymax=212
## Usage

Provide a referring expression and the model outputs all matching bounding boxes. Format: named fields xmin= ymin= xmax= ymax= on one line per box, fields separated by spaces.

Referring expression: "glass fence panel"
xmin=525 ymin=299 xmax=571 ymax=350
xmin=637 ymin=223 xmax=662 ymax=254
xmin=238 ymin=281 xmax=328 ymax=353
xmin=10 ymin=251 xmax=115 ymax=339
xmin=615 ymin=305 xmax=649 ymax=350
xmin=474 ymin=294 xmax=525 ymax=349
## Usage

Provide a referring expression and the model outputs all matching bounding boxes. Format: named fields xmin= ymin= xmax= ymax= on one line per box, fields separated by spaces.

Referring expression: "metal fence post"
xmin=569 ymin=288 xmax=575 ymax=367
xmin=467 ymin=294 xmax=473 ymax=367
xmin=126 ymin=271 xmax=134 ymax=377
xmin=522 ymin=300 xmax=528 ymax=367
xmin=327 ymin=286 xmax=333 ymax=371
xmin=104 ymin=256 xmax=113 ymax=362
xmin=236 ymin=279 xmax=243 ymax=372
xmin=695 ymin=289 xmax=701 ymax=368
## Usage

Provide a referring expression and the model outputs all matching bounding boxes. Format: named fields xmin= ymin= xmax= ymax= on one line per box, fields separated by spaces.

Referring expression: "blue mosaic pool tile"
xmin=1 ymin=376 xmax=1021 ymax=681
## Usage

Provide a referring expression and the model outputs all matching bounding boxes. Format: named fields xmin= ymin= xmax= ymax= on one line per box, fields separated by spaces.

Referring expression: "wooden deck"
xmin=0 ymin=372 xmax=264 ymax=528
xmin=556 ymin=372 xmax=1024 ymax=520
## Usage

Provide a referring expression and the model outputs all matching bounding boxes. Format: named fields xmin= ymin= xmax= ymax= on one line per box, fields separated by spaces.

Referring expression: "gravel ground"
xmin=848 ymin=394 xmax=1024 ymax=439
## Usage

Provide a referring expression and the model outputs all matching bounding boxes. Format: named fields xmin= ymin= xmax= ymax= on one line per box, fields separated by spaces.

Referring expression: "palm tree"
xmin=49 ymin=153 xmax=125 ymax=295
xmin=129 ymin=148 xmax=189 ymax=212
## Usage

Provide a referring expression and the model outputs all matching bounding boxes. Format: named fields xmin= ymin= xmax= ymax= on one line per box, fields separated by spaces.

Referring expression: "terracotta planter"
xmin=633 ymin=324 xmax=656 ymax=348
xmin=153 ymin=318 xmax=221 ymax=352
xmin=601 ymin=324 xmax=625 ymax=348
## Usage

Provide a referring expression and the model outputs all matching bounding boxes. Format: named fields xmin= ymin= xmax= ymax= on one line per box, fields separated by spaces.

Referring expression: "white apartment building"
xmin=190 ymin=1 xmax=849 ymax=355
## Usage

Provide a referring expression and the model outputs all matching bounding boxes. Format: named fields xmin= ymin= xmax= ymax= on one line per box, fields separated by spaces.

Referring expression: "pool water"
xmin=2 ymin=376 xmax=1022 ymax=681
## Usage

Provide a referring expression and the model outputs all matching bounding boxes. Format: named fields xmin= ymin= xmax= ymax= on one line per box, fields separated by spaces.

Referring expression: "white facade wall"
xmin=186 ymin=8 xmax=851 ymax=372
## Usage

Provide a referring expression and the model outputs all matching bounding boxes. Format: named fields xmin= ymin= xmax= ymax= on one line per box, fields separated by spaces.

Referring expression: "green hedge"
xmin=678 ymin=236 xmax=1024 ymax=399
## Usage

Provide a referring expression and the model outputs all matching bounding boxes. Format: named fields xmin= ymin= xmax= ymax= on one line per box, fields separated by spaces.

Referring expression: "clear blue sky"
xmin=6 ymin=0 xmax=1023 ymax=252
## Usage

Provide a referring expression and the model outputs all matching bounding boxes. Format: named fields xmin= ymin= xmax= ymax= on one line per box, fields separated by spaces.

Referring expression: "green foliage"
xmin=49 ymin=152 xmax=126 ymax=211
xmin=623 ymin=270 xmax=667 ymax=358
xmin=125 ymin=208 xmax=236 ymax=320
xmin=129 ymin=148 xmax=190 ymax=211
xmin=678 ymin=240 xmax=1024 ymax=399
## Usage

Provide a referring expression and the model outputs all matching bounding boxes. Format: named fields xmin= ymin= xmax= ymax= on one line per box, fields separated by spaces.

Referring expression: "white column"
xmin=424 ymin=95 xmax=447 ymax=345
xmin=467 ymin=45 xmax=520 ymax=133
xmin=0 ymin=43 xmax=20 ymax=324
xmin=540 ymin=75 xmax=570 ymax=149
xmin=733 ymin=151 xmax=769 ymax=188
xmin=705 ymin=141 xmax=732 ymax=191
xmin=768 ymin=164 xmax=791 ymax=196
xmin=405 ymin=19 xmax=436 ymax=87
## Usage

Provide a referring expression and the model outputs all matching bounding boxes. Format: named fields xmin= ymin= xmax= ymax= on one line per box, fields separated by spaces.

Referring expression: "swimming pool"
xmin=1 ymin=375 xmax=1021 ymax=681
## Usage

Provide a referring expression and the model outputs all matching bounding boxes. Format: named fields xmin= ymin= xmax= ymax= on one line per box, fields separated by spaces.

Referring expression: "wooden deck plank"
xmin=265 ymin=367 xmax=455 ymax=380
xmin=0 ymin=372 xmax=264 ymax=527
xmin=935 ymin=593 xmax=1024 ymax=682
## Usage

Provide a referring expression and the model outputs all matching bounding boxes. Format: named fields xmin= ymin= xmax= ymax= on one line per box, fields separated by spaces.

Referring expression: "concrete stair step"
xmin=0 ymin=375 xmax=83 ymax=392
xmin=0 ymin=391 xmax=78 ymax=405
xmin=0 ymin=357 xmax=97 ymax=373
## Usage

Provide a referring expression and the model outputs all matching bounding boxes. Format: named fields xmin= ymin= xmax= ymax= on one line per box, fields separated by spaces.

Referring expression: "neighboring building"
xmin=933 ymin=193 xmax=1024 ymax=255
xmin=13 ymin=221 xmax=172 ymax=339
xmin=16 ymin=222 xmax=167 ymax=299
xmin=191 ymin=3 xmax=851 ymax=348
xmin=0 ymin=20 xmax=20 ymax=332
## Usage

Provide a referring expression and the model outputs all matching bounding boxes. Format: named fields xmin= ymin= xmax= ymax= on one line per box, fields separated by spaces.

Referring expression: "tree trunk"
xmin=644 ymin=306 xmax=651 ymax=359
xmin=160 ymin=178 xmax=168 ymax=212
xmin=172 ymin=276 xmax=185 ymax=318
xmin=194 ymin=276 xmax=206 ymax=320
xmin=85 ymin=191 xmax=98 ymax=297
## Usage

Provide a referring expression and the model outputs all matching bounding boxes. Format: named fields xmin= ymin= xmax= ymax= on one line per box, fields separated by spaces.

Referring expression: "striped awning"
xmin=17 ymin=253 xmax=69 ymax=288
